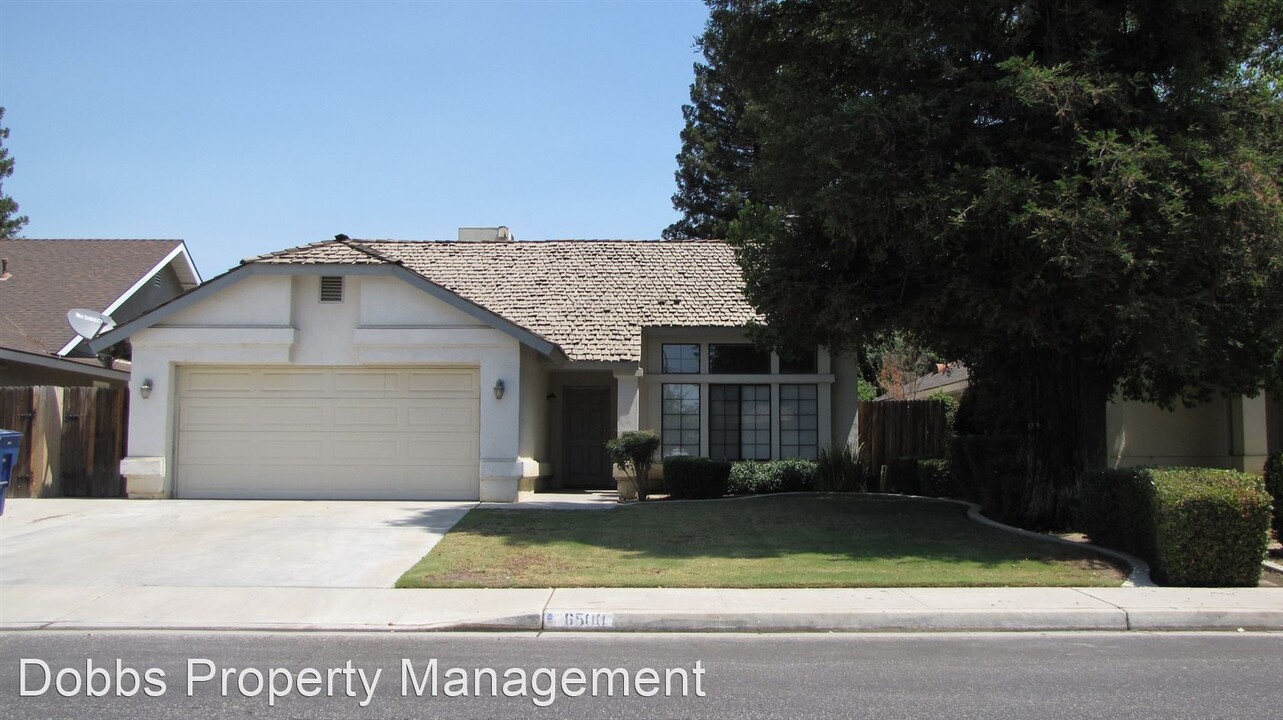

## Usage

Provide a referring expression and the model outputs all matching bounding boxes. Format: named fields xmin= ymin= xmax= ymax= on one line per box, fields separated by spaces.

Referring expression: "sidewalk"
xmin=3 ymin=585 xmax=1280 ymax=633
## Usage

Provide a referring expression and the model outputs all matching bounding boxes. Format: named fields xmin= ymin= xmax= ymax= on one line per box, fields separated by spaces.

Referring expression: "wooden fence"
xmin=0 ymin=386 xmax=129 ymax=498
xmin=857 ymin=399 xmax=949 ymax=472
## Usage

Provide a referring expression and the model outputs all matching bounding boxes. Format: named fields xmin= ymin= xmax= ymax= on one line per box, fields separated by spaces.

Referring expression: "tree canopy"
xmin=669 ymin=0 xmax=1283 ymax=526
xmin=0 ymin=107 xmax=29 ymax=238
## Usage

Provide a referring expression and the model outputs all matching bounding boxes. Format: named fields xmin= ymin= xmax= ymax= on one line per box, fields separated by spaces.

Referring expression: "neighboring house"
xmin=0 ymin=239 xmax=201 ymax=387
xmin=892 ymin=364 xmax=1282 ymax=473
xmin=91 ymin=232 xmax=863 ymax=501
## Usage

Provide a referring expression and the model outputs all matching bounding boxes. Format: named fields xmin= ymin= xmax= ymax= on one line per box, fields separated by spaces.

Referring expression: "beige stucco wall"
xmin=1106 ymin=392 xmax=1272 ymax=472
xmin=121 ymin=271 xmax=532 ymax=501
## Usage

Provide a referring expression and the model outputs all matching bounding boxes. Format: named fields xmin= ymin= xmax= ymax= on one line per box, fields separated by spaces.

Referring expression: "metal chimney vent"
xmin=457 ymin=226 xmax=512 ymax=242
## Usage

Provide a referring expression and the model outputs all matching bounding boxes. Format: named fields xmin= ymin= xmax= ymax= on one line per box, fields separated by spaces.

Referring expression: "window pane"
xmin=709 ymin=344 xmax=771 ymax=374
xmin=779 ymin=349 xmax=818 ymax=374
xmin=780 ymin=384 xmax=818 ymax=461
xmin=661 ymin=383 xmax=700 ymax=458
xmin=662 ymin=344 xmax=700 ymax=374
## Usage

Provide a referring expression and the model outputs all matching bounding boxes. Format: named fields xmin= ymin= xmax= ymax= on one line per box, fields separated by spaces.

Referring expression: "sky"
xmin=0 ymin=0 xmax=711 ymax=276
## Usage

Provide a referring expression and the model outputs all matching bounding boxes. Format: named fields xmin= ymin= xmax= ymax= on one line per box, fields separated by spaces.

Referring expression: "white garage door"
xmin=175 ymin=366 xmax=480 ymax=500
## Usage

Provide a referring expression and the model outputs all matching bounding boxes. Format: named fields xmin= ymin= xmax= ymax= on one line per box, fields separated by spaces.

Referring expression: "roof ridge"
xmin=338 ymin=238 xmax=403 ymax=265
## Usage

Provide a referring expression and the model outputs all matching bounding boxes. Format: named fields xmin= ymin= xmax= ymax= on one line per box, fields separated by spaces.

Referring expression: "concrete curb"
xmin=4 ymin=586 xmax=1280 ymax=634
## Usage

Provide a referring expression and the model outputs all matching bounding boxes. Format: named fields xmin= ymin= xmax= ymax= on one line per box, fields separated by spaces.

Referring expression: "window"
xmin=779 ymin=349 xmax=818 ymax=374
xmin=319 ymin=276 xmax=344 ymax=303
xmin=780 ymin=384 xmax=819 ymax=460
xmin=709 ymin=344 xmax=770 ymax=374
xmin=662 ymin=343 xmax=700 ymax=374
xmin=661 ymin=384 xmax=700 ymax=458
xmin=710 ymin=384 xmax=771 ymax=460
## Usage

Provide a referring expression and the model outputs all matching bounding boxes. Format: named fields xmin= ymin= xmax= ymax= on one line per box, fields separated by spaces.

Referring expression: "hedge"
xmin=1265 ymin=452 xmax=1282 ymax=540
xmin=728 ymin=459 xmax=817 ymax=495
xmin=1083 ymin=467 xmax=1271 ymax=586
xmin=662 ymin=456 xmax=731 ymax=499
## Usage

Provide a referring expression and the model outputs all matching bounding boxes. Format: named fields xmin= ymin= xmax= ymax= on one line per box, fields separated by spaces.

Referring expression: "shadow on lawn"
xmin=413 ymin=494 xmax=1121 ymax=571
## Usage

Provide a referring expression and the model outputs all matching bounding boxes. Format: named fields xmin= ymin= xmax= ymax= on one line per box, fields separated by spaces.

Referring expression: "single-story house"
xmin=91 ymin=232 xmax=862 ymax=501
xmin=0 ymin=239 xmax=201 ymax=387
xmin=894 ymin=365 xmax=1281 ymax=473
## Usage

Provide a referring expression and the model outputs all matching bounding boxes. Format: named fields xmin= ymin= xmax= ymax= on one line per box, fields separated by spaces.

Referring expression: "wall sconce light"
xmin=493 ymin=379 xmax=505 ymax=400
xmin=140 ymin=379 xmax=153 ymax=399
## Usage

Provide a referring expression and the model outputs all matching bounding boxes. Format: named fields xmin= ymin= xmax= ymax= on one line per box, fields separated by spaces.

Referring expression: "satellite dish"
xmin=67 ymin=308 xmax=116 ymax=340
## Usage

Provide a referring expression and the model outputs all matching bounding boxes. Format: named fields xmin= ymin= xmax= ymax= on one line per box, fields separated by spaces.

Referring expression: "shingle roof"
xmin=0 ymin=239 xmax=186 ymax=357
xmin=250 ymin=239 xmax=761 ymax=362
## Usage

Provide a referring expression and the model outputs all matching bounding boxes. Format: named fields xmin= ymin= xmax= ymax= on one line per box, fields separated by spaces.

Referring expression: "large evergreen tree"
xmin=670 ymin=0 xmax=1283 ymax=527
xmin=0 ymin=107 xmax=29 ymax=238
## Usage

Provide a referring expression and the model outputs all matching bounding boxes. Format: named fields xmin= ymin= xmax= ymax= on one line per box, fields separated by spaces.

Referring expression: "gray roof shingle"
xmin=0 ymin=239 xmax=186 ymax=358
xmin=250 ymin=239 xmax=760 ymax=362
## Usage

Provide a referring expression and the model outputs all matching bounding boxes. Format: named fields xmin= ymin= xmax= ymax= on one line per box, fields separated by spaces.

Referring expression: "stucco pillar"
xmin=614 ymin=368 xmax=641 ymax=436
xmin=479 ymin=348 xmax=523 ymax=502
xmin=1230 ymin=394 xmax=1269 ymax=473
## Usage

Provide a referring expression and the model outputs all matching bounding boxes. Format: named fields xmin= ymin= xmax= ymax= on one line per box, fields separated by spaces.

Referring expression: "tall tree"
xmin=0 ymin=107 xmax=29 ymax=238
xmin=673 ymin=0 xmax=1283 ymax=528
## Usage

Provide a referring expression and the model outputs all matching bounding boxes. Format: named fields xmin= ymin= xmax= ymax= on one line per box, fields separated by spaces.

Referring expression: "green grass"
xmin=396 ymin=495 xmax=1126 ymax=588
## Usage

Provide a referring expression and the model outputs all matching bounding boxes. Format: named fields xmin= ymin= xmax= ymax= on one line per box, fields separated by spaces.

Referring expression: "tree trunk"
xmin=1016 ymin=350 xmax=1109 ymax=530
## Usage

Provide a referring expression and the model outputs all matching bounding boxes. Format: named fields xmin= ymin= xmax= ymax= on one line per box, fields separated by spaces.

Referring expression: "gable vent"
xmin=319 ymin=276 xmax=344 ymax=303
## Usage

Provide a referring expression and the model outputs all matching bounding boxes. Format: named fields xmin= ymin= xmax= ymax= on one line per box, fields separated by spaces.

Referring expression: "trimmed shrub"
xmin=885 ymin=458 xmax=920 ymax=494
xmin=816 ymin=443 xmax=867 ymax=492
xmin=954 ymin=434 xmax=1024 ymax=523
xmin=1265 ymin=452 xmax=1282 ymax=540
xmin=662 ymin=456 xmax=731 ymax=499
xmin=1083 ymin=467 xmax=1271 ymax=586
xmin=916 ymin=458 xmax=956 ymax=499
xmin=728 ymin=459 xmax=817 ymax=495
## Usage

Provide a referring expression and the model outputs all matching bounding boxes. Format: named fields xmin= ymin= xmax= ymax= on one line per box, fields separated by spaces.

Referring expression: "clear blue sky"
xmin=0 ymin=0 xmax=710 ymax=275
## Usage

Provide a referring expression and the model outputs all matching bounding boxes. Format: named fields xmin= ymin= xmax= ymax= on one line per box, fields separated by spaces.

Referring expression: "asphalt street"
xmin=2 ymin=631 xmax=1279 ymax=719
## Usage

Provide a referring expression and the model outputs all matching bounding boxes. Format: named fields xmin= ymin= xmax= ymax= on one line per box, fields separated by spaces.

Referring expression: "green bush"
xmin=885 ymin=458 xmax=920 ymax=494
xmin=816 ymin=443 xmax=867 ymax=492
xmin=662 ymin=456 xmax=731 ymax=499
xmin=728 ymin=459 xmax=817 ymax=495
xmin=1265 ymin=452 xmax=1282 ymax=540
xmin=604 ymin=430 xmax=660 ymax=500
xmin=953 ymin=434 xmax=1024 ymax=523
xmin=916 ymin=458 xmax=957 ymax=498
xmin=1083 ymin=467 xmax=1271 ymax=586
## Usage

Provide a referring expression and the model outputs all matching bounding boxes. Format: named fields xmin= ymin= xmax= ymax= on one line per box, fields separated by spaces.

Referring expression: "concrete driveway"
xmin=0 ymin=499 xmax=473 ymax=588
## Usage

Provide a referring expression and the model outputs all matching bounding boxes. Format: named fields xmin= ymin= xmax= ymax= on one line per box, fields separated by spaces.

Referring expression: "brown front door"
xmin=563 ymin=387 xmax=613 ymax=488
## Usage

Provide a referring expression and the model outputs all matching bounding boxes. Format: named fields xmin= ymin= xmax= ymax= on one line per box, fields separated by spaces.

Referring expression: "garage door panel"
xmin=176 ymin=366 xmax=480 ymax=500
xmin=183 ymin=370 xmax=257 ymax=394
xmin=407 ymin=370 xmax=480 ymax=395
xmin=405 ymin=402 xmax=479 ymax=429
xmin=258 ymin=370 xmax=329 ymax=395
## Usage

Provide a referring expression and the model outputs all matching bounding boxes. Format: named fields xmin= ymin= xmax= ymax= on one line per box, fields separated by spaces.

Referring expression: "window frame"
xmin=660 ymin=383 xmax=701 ymax=459
xmin=708 ymin=343 xmax=771 ymax=375
xmin=779 ymin=383 xmax=819 ymax=460
xmin=661 ymin=343 xmax=701 ymax=374
xmin=709 ymin=383 xmax=771 ymax=461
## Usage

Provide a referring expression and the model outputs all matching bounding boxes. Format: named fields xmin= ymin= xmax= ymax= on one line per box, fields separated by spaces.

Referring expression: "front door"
xmin=563 ymin=387 xmax=613 ymax=488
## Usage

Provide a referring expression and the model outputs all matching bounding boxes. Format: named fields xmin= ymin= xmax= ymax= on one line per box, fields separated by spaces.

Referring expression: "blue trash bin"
xmin=0 ymin=428 xmax=20 ymax=516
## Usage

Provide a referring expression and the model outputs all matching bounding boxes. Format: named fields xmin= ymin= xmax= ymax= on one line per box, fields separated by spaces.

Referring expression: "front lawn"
xmin=396 ymin=495 xmax=1126 ymax=588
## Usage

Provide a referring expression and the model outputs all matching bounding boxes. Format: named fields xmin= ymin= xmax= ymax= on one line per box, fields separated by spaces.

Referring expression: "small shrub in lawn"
xmin=816 ymin=443 xmax=867 ymax=492
xmin=1264 ymin=452 xmax=1282 ymax=540
xmin=604 ymin=430 xmax=660 ymax=500
xmin=728 ymin=459 xmax=817 ymax=495
xmin=1083 ymin=467 xmax=1271 ymax=586
xmin=662 ymin=456 xmax=731 ymax=499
